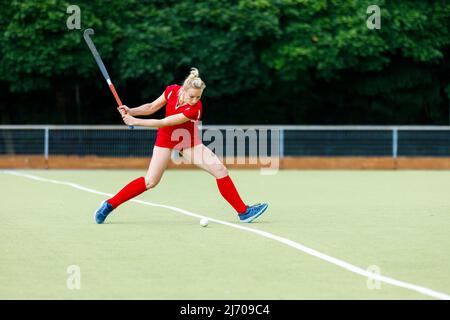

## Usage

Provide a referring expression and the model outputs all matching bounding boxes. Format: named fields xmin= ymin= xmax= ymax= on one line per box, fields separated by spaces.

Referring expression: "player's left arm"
xmin=122 ymin=113 xmax=190 ymax=128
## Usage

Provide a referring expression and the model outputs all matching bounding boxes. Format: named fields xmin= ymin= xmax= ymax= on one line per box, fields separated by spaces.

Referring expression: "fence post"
xmin=44 ymin=127 xmax=49 ymax=161
xmin=279 ymin=128 xmax=284 ymax=158
xmin=392 ymin=128 xmax=398 ymax=158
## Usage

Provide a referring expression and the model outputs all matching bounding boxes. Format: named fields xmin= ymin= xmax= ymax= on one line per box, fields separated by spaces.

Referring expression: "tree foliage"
xmin=0 ymin=0 xmax=449 ymax=124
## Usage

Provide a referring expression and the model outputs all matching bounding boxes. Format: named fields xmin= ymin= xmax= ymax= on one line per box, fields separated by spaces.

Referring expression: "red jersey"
xmin=155 ymin=84 xmax=202 ymax=150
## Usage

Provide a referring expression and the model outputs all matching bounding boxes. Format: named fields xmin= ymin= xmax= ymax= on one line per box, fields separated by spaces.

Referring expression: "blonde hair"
xmin=177 ymin=68 xmax=206 ymax=106
xmin=181 ymin=67 xmax=206 ymax=92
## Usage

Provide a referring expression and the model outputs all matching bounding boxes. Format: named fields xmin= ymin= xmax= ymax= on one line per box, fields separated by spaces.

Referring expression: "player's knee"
xmin=214 ymin=164 xmax=228 ymax=179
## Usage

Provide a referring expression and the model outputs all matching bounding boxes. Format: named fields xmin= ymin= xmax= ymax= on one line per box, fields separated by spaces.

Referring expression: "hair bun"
xmin=189 ymin=67 xmax=199 ymax=79
xmin=181 ymin=67 xmax=206 ymax=91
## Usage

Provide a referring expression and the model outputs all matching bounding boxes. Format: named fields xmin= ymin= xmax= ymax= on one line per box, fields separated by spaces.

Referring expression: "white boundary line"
xmin=2 ymin=170 xmax=449 ymax=300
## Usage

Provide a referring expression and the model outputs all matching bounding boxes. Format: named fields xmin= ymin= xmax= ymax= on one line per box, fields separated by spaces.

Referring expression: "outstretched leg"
xmin=94 ymin=146 xmax=172 ymax=224
xmin=181 ymin=144 xmax=268 ymax=222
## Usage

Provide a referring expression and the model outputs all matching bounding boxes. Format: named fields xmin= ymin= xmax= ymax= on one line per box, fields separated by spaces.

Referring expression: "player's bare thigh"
xmin=145 ymin=146 xmax=172 ymax=189
xmin=181 ymin=144 xmax=228 ymax=179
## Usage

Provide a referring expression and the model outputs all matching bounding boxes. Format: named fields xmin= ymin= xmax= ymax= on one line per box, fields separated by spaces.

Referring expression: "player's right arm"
xmin=118 ymin=92 xmax=166 ymax=116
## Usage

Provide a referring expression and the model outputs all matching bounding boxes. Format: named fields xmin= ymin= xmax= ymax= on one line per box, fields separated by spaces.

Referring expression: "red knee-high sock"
xmin=216 ymin=175 xmax=247 ymax=214
xmin=107 ymin=177 xmax=147 ymax=209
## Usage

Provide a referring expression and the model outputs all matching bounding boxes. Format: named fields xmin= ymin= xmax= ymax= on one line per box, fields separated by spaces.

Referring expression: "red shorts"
xmin=155 ymin=129 xmax=202 ymax=151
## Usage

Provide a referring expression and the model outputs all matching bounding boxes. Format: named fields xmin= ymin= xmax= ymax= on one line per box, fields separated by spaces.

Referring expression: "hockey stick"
xmin=83 ymin=28 xmax=133 ymax=129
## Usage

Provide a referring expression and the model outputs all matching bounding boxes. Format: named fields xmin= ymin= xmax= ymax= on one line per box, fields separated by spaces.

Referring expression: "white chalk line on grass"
xmin=2 ymin=169 xmax=449 ymax=300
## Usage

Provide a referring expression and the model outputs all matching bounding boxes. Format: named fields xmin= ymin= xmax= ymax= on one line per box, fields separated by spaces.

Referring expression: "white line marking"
xmin=2 ymin=170 xmax=450 ymax=300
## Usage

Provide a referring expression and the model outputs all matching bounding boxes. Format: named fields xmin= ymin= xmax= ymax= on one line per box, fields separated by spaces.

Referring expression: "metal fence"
xmin=0 ymin=125 xmax=449 ymax=158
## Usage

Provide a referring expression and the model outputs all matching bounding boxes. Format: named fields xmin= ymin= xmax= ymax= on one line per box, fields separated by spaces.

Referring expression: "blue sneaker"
xmin=94 ymin=200 xmax=114 ymax=224
xmin=238 ymin=203 xmax=268 ymax=223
